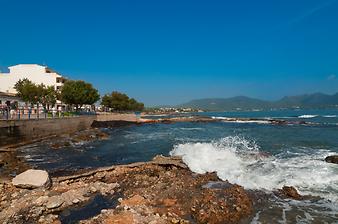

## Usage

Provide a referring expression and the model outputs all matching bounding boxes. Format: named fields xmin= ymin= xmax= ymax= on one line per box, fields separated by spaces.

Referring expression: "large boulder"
xmin=12 ymin=169 xmax=51 ymax=189
xmin=325 ymin=155 xmax=338 ymax=164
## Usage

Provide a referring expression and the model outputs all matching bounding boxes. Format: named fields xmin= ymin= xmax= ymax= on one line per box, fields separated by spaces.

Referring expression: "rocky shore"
xmin=0 ymin=128 xmax=111 ymax=180
xmin=0 ymin=155 xmax=314 ymax=224
xmin=0 ymin=156 xmax=253 ymax=224
xmin=1 ymin=115 xmax=337 ymax=223
xmin=131 ymin=114 xmax=320 ymax=127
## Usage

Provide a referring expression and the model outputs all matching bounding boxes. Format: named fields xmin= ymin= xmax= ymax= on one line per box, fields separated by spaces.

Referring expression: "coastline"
xmin=1 ymin=112 xmax=338 ymax=223
xmin=0 ymin=113 xmax=320 ymax=181
xmin=2 ymin=155 xmax=301 ymax=224
xmin=0 ymin=154 xmax=333 ymax=223
xmin=0 ymin=112 xmax=319 ymax=149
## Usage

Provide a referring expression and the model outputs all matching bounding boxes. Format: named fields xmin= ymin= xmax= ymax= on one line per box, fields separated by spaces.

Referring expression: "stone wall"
xmin=0 ymin=116 xmax=96 ymax=147
xmin=0 ymin=113 xmax=139 ymax=147
xmin=95 ymin=113 xmax=138 ymax=122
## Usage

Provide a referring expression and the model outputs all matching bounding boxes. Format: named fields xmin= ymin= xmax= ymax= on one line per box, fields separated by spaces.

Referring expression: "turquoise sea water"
xmin=16 ymin=109 xmax=338 ymax=223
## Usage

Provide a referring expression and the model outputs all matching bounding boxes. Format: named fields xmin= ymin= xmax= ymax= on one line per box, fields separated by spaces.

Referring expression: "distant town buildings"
xmin=149 ymin=107 xmax=203 ymax=114
xmin=0 ymin=64 xmax=66 ymax=107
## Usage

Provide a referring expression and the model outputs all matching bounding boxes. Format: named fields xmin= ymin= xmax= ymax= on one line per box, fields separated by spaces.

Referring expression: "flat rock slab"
xmin=46 ymin=196 xmax=64 ymax=209
xmin=12 ymin=169 xmax=51 ymax=189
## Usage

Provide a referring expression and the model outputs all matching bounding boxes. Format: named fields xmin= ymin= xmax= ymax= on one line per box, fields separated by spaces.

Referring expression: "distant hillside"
xmin=179 ymin=96 xmax=271 ymax=111
xmin=275 ymin=93 xmax=338 ymax=108
xmin=178 ymin=93 xmax=338 ymax=111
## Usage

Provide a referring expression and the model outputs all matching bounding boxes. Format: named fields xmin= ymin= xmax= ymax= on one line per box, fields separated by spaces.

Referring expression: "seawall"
xmin=0 ymin=113 xmax=138 ymax=148
xmin=0 ymin=116 xmax=96 ymax=147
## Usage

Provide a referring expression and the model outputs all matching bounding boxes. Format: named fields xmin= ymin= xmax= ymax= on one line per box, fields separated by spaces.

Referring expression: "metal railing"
xmin=0 ymin=106 xmax=96 ymax=120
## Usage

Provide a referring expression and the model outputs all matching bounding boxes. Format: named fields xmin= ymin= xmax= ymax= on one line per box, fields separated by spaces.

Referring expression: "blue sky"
xmin=0 ymin=0 xmax=338 ymax=106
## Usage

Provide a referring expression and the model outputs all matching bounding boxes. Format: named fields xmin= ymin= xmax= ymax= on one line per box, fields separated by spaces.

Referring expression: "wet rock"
xmin=46 ymin=196 xmax=64 ymax=209
xmin=152 ymin=155 xmax=188 ymax=169
xmin=280 ymin=186 xmax=302 ymax=200
xmin=325 ymin=155 xmax=338 ymax=164
xmin=12 ymin=169 xmax=51 ymax=189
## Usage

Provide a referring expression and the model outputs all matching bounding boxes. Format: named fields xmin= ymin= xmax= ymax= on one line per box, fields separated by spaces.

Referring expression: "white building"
xmin=0 ymin=64 xmax=65 ymax=94
xmin=0 ymin=91 xmax=19 ymax=107
xmin=0 ymin=64 xmax=66 ymax=111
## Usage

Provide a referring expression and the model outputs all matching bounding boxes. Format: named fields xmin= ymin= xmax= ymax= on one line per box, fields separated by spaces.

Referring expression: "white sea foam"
xmin=323 ymin=115 xmax=337 ymax=118
xmin=211 ymin=116 xmax=229 ymax=120
xmin=179 ymin=127 xmax=204 ymax=131
xmin=298 ymin=115 xmax=318 ymax=118
xmin=228 ymin=120 xmax=270 ymax=124
xmin=170 ymin=136 xmax=338 ymax=202
xmin=212 ymin=116 xmax=271 ymax=124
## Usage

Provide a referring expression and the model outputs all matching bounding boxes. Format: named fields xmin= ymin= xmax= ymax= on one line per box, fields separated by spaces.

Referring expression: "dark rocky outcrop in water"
xmin=91 ymin=120 xmax=139 ymax=128
xmin=325 ymin=155 xmax=338 ymax=164
xmin=279 ymin=186 xmax=302 ymax=200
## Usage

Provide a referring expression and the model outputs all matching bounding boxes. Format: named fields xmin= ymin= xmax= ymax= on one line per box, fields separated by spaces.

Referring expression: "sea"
xmin=16 ymin=109 xmax=338 ymax=223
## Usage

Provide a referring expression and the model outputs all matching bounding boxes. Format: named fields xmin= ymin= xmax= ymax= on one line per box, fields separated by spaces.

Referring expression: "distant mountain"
xmin=179 ymin=96 xmax=272 ymax=111
xmin=275 ymin=93 xmax=338 ymax=108
xmin=178 ymin=93 xmax=338 ymax=111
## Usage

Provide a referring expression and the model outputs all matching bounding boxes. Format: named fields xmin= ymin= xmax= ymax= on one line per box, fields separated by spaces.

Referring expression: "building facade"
xmin=0 ymin=64 xmax=65 ymax=94
xmin=0 ymin=64 xmax=66 ymax=112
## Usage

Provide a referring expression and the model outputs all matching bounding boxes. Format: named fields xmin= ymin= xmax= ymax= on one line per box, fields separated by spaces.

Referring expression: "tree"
xmin=101 ymin=94 xmax=112 ymax=110
xmin=14 ymin=79 xmax=59 ymax=111
xmin=129 ymin=98 xmax=144 ymax=111
xmin=61 ymin=80 xmax=100 ymax=110
xmin=14 ymin=79 xmax=40 ymax=105
xmin=41 ymin=86 xmax=58 ymax=110
xmin=101 ymin=91 xmax=144 ymax=111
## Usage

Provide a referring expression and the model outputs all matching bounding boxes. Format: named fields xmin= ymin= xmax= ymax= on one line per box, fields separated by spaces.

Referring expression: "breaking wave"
xmin=298 ymin=115 xmax=318 ymax=118
xmin=211 ymin=116 xmax=271 ymax=124
xmin=170 ymin=136 xmax=338 ymax=202
xmin=323 ymin=115 xmax=337 ymax=118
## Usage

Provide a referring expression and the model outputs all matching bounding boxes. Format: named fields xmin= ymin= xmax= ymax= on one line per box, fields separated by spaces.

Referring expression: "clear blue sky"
xmin=1 ymin=0 xmax=338 ymax=106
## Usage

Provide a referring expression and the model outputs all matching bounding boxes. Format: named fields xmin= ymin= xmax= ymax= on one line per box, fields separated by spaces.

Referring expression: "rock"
xmin=121 ymin=195 xmax=146 ymax=206
xmin=12 ymin=169 xmax=51 ymax=189
xmin=171 ymin=218 xmax=180 ymax=224
xmin=90 ymin=186 xmax=97 ymax=193
xmin=72 ymin=198 xmax=80 ymax=204
xmin=101 ymin=209 xmax=108 ymax=213
xmin=280 ymin=186 xmax=302 ymax=200
xmin=152 ymin=155 xmax=188 ymax=169
xmin=36 ymin=196 xmax=49 ymax=206
xmin=46 ymin=196 xmax=64 ymax=209
xmin=162 ymin=198 xmax=177 ymax=207
xmin=325 ymin=155 xmax=338 ymax=164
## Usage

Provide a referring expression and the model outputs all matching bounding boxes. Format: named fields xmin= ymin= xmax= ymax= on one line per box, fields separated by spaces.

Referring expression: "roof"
xmin=8 ymin=64 xmax=62 ymax=76
xmin=8 ymin=64 xmax=45 ymax=69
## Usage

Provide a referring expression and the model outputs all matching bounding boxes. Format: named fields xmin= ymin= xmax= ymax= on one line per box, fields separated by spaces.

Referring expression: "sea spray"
xmin=170 ymin=136 xmax=338 ymax=202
